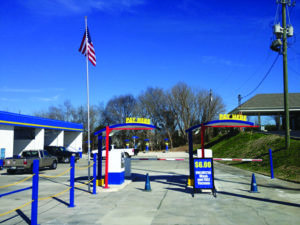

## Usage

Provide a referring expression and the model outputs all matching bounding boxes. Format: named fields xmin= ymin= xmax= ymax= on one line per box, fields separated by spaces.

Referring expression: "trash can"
xmin=125 ymin=157 xmax=131 ymax=178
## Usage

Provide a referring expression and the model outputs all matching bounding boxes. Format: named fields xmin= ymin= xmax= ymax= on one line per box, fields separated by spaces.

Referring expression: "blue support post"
xmin=31 ymin=159 xmax=39 ymax=225
xmin=269 ymin=149 xmax=274 ymax=179
xmin=188 ymin=131 xmax=194 ymax=184
xmin=69 ymin=156 xmax=75 ymax=207
xmin=93 ymin=153 xmax=97 ymax=194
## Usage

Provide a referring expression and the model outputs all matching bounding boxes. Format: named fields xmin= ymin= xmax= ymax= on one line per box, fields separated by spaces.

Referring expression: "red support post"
xmin=104 ymin=126 xmax=110 ymax=189
xmin=201 ymin=124 xmax=205 ymax=158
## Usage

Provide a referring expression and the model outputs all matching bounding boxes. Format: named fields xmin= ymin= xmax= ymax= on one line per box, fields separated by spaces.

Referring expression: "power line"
xmin=234 ymin=49 xmax=272 ymax=93
xmin=241 ymin=53 xmax=280 ymax=100
xmin=289 ymin=65 xmax=300 ymax=76
xmin=290 ymin=46 xmax=300 ymax=55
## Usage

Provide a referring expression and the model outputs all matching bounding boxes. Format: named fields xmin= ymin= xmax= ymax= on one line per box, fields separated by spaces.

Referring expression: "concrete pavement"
xmin=1 ymin=153 xmax=300 ymax=224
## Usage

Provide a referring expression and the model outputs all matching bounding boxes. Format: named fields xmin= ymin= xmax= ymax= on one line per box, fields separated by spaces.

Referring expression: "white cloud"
xmin=19 ymin=0 xmax=146 ymax=16
xmin=201 ymin=56 xmax=247 ymax=67
xmin=0 ymin=87 xmax=42 ymax=93
xmin=32 ymin=95 xmax=60 ymax=102
xmin=0 ymin=97 xmax=19 ymax=101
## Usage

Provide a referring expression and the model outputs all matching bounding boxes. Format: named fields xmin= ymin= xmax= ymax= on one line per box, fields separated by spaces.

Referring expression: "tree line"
xmin=35 ymin=82 xmax=225 ymax=152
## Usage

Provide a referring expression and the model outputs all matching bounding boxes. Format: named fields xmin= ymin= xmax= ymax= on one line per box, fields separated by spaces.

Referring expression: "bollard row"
xmin=0 ymin=156 xmax=97 ymax=225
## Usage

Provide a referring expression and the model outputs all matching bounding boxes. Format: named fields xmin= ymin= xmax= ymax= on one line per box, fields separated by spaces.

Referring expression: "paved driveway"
xmin=1 ymin=155 xmax=300 ymax=224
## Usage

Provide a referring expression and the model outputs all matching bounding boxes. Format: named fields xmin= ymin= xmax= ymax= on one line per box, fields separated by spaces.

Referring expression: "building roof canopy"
xmin=0 ymin=111 xmax=83 ymax=132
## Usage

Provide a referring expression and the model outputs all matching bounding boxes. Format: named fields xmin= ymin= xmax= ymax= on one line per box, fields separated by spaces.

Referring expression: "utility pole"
xmin=208 ymin=89 xmax=213 ymax=121
xmin=270 ymin=0 xmax=295 ymax=148
xmin=282 ymin=0 xmax=290 ymax=148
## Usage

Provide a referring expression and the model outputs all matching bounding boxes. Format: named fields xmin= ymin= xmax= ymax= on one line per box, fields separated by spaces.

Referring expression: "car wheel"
xmin=51 ymin=161 xmax=57 ymax=169
xmin=63 ymin=157 xmax=70 ymax=163
xmin=7 ymin=169 xmax=16 ymax=174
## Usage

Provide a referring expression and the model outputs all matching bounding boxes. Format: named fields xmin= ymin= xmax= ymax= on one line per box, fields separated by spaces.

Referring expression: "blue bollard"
xmin=69 ymin=156 xmax=75 ymax=207
xmin=269 ymin=149 xmax=274 ymax=179
xmin=31 ymin=159 xmax=39 ymax=225
xmin=93 ymin=153 xmax=97 ymax=194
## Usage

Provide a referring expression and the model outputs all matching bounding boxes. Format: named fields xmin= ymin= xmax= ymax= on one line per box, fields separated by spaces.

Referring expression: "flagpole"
xmin=85 ymin=16 xmax=91 ymax=192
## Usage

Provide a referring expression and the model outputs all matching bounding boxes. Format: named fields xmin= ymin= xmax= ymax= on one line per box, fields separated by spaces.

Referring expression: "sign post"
xmin=193 ymin=158 xmax=216 ymax=197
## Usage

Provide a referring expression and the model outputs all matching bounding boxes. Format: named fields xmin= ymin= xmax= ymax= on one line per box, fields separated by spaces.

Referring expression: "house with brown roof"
xmin=229 ymin=93 xmax=300 ymax=130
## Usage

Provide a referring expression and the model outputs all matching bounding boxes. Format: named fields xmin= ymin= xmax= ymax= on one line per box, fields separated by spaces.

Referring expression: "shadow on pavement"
xmin=0 ymin=212 xmax=25 ymax=224
xmin=132 ymin=173 xmax=186 ymax=184
xmin=1 ymin=209 xmax=31 ymax=225
xmin=16 ymin=209 xmax=30 ymax=224
xmin=132 ymin=167 xmax=181 ymax=176
xmin=132 ymin=173 xmax=194 ymax=195
xmin=53 ymin=197 xmax=69 ymax=207
xmin=215 ymin=177 xmax=300 ymax=191
xmin=218 ymin=191 xmax=300 ymax=208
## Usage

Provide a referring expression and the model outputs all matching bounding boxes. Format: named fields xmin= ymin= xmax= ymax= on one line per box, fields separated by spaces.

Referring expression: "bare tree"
xmin=138 ymin=87 xmax=176 ymax=150
xmin=167 ymin=82 xmax=199 ymax=143
xmin=34 ymin=101 xmax=104 ymax=151
xmin=104 ymin=95 xmax=137 ymax=125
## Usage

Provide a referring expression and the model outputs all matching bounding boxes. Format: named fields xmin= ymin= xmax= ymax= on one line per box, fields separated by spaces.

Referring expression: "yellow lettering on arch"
xmin=126 ymin=117 xmax=151 ymax=124
xmin=219 ymin=114 xmax=247 ymax=121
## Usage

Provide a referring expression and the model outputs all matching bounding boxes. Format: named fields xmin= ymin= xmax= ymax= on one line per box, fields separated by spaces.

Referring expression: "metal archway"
xmin=94 ymin=123 xmax=159 ymax=188
xmin=185 ymin=120 xmax=259 ymax=186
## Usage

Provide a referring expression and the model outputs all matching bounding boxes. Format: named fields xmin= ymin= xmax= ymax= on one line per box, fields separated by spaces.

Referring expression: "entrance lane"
xmin=1 ymin=155 xmax=300 ymax=224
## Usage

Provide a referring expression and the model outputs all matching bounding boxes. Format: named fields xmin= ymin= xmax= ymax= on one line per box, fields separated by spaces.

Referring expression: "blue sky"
xmin=0 ymin=0 xmax=300 ymax=116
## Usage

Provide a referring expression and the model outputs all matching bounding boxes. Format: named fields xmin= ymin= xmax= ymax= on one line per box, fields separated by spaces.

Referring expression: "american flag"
xmin=79 ymin=28 xmax=96 ymax=66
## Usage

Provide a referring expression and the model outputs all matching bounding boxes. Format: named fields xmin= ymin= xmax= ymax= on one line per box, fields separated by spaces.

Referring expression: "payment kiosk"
xmin=108 ymin=150 xmax=125 ymax=185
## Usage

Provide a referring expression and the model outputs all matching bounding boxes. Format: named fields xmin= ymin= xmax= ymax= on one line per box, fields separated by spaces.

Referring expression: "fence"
xmin=0 ymin=155 xmax=97 ymax=225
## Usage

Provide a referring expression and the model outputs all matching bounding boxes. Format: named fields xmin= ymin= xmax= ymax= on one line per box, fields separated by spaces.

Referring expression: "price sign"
xmin=194 ymin=158 xmax=214 ymax=189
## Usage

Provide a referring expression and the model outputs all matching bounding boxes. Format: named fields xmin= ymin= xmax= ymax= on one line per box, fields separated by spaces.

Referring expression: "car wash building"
xmin=0 ymin=111 xmax=83 ymax=158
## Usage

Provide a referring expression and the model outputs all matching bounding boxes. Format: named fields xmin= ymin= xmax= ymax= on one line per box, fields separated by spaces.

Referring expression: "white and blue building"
xmin=0 ymin=111 xmax=83 ymax=158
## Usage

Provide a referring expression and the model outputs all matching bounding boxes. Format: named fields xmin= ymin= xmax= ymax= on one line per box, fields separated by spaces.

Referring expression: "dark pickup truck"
xmin=44 ymin=146 xmax=80 ymax=163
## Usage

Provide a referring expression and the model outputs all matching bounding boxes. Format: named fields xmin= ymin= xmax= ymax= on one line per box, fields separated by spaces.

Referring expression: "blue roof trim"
xmin=185 ymin=120 xmax=256 ymax=133
xmin=0 ymin=111 xmax=83 ymax=132
xmin=94 ymin=123 xmax=158 ymax=135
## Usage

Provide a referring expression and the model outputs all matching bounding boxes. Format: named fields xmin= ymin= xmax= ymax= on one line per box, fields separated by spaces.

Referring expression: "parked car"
xmin=66 ymin=146 xmax=82 ymax=153
xmin=3 ymin=149 xmax=58 ymax=174
xmin=44 ymin=146 xmax=80 ymax=163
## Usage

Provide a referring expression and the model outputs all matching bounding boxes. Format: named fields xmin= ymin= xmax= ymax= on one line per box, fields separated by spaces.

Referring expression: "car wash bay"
xmin=0 ymin=111 xmax=83 ymax=158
